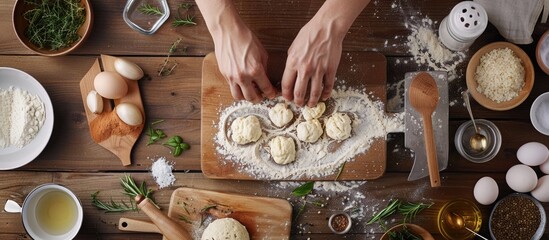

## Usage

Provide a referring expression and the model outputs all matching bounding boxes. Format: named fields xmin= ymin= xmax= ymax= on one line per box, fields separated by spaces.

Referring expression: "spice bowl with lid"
xmin=466 ymin=42 xmax=534 ymax=111
xmin=328 ymin=212 xmax=351 ymax=234
xmin=455 ymin=119 xmax=501 ymax=163
xmin=536 ymin=29 xmax=549 ymax=75
xmin=489 ymin=193 xmax=546 ymax=240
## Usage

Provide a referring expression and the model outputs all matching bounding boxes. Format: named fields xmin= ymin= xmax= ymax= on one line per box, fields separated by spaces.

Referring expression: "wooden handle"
xmin=118 ymin=218 xmax=161 ymax=234
xmin=137 ymin=197 xmax=192 ymax=240
xmin=422 ymin=113 xmax=440 ymax=187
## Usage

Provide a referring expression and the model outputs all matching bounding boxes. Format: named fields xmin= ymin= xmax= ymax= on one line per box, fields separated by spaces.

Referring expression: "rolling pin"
xmin=118 ymin=217 xmax=161 ymax=234
xmin=135 ymin=195 xmax=192 ymax=240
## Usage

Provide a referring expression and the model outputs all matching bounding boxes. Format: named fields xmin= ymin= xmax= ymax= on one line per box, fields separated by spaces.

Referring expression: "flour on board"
xmin=214 ymin=87 xmax=404 ymax=179
xmin=0 ymin=87 xmax=45 ymax=148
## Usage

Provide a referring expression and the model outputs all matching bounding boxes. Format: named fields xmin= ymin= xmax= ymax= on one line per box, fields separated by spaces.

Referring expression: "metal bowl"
xmin=489 ymin=193 xmax=546 ymax=240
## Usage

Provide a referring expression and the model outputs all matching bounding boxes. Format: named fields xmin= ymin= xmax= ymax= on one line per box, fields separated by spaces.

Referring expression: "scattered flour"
xmin=151 ymin=157 xmax=176 ymax=189
xmin=0 ymin=87 xmax=45 ymax=148
xmin=406 ymin=16 xmax=466 ymax=81
xmin=214 ymin=87 xmax=404 ymax=179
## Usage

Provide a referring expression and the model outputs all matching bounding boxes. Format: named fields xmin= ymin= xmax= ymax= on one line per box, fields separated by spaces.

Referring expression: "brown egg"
xmin=93 ymin=71 xmax=128 ymax=99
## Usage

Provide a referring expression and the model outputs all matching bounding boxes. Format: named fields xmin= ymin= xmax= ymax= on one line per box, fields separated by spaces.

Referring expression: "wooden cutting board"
xmin=79 ymin=55 xmax=145 ymax=166
xmin=165 ymin=187 xmax=291 ymax=239
xmin=201 ymin=52 xmax=387 ymax=180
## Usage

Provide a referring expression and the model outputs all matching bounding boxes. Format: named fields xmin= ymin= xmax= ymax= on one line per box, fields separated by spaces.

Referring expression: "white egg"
xmin=517 ymin=142 xmax=549 ymax=166
xmin=473 ymin=176 xmax=499 ymax=205
xmin=94 ymin=71 xmax=128 ymax=99
xmin=540 ymin=159 xmax=549 ymax=174
xmin=114 ymin=58 xmax=144 ymax=81
xmin=115 ymin=103 xmax=143 ymax=126
xmin=505 ymin=164 xmax=538 ymax=192
xmin=531 ymin=175 xmax=549 ymax=202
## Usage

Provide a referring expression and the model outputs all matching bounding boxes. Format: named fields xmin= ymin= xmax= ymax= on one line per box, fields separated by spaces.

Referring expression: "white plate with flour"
xmin=0 ymin=67 xmax=54 ymax=170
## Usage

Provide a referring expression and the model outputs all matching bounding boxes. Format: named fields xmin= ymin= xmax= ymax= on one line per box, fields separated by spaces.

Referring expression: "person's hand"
xmin=213 ymin=26 xmax=276 ymax=103
xmin=281 ymin=19 xmax=343 ymax=107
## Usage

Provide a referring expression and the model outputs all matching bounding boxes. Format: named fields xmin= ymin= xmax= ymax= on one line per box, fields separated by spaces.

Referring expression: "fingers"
xmin=281 ymin=68 xmax=297 ymax=102
xmin=307 ymin=71 xmax=324 ymax=107
xmin=321 ymin=70 xmax=336 ymax=101
xmin=228 ymin=81 xmax=244 ymax=100
xmin=254 ymin=68 xmax=276 ymax=99
xmin=227 ymin=65 xmax=274 ymax=103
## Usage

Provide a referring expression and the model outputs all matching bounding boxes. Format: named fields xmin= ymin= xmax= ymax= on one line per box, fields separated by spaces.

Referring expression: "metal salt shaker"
xmin=439 ymin=1 xmax=488 ymax=51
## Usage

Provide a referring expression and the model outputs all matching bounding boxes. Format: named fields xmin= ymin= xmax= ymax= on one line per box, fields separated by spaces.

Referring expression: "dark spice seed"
xmin=331 ymin=214 xmax=349 ymax=232
xmin=491 ymin=195 xmax=540 ymax=240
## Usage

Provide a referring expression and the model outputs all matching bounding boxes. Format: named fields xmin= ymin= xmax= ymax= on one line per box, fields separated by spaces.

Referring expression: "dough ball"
xmin=297 ymin=119 xmax=323 ymax=143
xmin=325 ymin=113 xmax=352 ymax=140
xmin=230 ymin=115 xmax=262 ymax=144
xmin=302 ymin=102 xmax=326 ymax=121
xmin=269 ymin=136 xmax=296 ymax=165
xmin=268 ymin=103 xmax=293 ymax=127
xmin=201 ymin=218 xmax=250 ymax=240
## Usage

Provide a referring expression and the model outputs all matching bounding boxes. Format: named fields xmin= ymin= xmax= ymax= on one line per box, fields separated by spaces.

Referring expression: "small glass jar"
xmin=455 ymin=119 xmax=501 ymax=163
xmin=123 ymin=0 xmax=170 ymax=35
xmin=438 ymin=199 xmax=482 ymax=240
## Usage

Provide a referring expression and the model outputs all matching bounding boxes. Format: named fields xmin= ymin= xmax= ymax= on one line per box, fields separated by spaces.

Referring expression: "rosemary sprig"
xmin=367 ymin=199 xmax=400 ymax=225
xmin=91 ymin=191 xmax=137 ymax=212
xmin=158 ymin=38 xmax=182 ymax=76
xmin=291 ymin=181 xmax=314 ymax=197
xmin=172 ymin=3 xmax=197 ymax=27
xmin=179 ymin=215 xmax=192 ymax=224
xmin=138 ymin=4 xmax=163 ymax=16
xmin=399 ymin=202 xmax=433 ymax=223
xmin=173 ymin=16 xmax=197 ymax=27
xmin=120 ymin=175 xmax=159 ymax=209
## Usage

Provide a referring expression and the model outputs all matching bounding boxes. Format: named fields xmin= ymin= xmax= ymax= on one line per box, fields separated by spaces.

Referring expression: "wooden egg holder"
xmin=79 ymin=54 xmax=145 ymax=166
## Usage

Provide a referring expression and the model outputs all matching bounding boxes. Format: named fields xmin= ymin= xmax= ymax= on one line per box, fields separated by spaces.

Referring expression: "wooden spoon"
xmin=135 ymin=195 xmax=192 ymax=240
xmin=409 ymin=72 xmax=441 ymax=187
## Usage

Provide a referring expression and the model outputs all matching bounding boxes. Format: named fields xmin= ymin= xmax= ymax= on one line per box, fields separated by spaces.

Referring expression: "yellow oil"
xmin=36 ymin=191 xmax=78 ymax=235
xmin=437 ymin=199 xmax=482 ymax=240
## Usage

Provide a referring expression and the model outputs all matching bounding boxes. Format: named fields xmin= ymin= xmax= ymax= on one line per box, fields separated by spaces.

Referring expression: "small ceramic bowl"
xmin=536 ymin=30 xmax=549 ymax=75
xmin=466 ymin=42 xmax=534 ymax=111
xmin=530 ymin=92 xmax=549 ymax=135
xmin=328 ymin=212 xmax=352 ymax=234
xmin=12 ymin=0 xmax=93 ymax=56
xmin=489 ymin=193 xmax=546 ymax=240
xmin=381 ymin=224 xmax=434 ymax=240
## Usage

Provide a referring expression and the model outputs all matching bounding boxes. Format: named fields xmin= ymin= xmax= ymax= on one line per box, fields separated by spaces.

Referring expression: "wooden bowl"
xmin=381 ymin=223 xmax=434 ymax=240
xmin=466 ymin=42 xmax=534 ymax=111
xmin=12 ymin=0 xmax=93 ymax=56
xmin=536 ymin=30 xmax=549 ymax=75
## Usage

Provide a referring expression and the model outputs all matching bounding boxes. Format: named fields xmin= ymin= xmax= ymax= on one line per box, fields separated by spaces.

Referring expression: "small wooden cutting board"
xmin=201 ymin=52 xmax=387 ymax=180
xmin=168 ymin=187 xmax=292 ymax=239
xmin=79 ymin=55 xmax=145 ymax=166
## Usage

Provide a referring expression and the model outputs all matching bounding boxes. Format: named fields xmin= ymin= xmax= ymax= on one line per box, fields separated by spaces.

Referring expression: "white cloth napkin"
xmin=474 ymin=0 xmax=544 ymax=44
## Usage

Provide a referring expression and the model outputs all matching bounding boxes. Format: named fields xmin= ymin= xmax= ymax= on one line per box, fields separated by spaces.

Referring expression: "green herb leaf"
xmin=335 ymin=162 xmax=345 ymax=180
xmin=398 ymin=202 xmax=433 ymax=223
xmin=120 ymin=175 xmax=159 ymax=209
xmin=172 ymin=16 xmax=196 ymax=27
xmin=367 ymin=199 xmax=400 ymax=225
xmin=138 ymin=4 xmax=163 ymax=16
xmin=179 ymin=215 xmax=192 ymax=224
xmin=91 ymin=191 xmax=137 ymax=213
xmin=23 ymin=0 xmax=85 ymax=50
xmin=173 ymin=146 xmax=183 ymax=157
xmin=292 ymin=181 xmax=314 ymax=197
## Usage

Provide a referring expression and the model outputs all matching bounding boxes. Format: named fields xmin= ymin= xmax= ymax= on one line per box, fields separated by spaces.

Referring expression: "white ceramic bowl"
xmin=530 ymin=92 xmax=549 ymax=135
xmin=0 ymin=67 xmax=54 ymax=169
xmin=22 ymin=184 xmax=83 ymax=240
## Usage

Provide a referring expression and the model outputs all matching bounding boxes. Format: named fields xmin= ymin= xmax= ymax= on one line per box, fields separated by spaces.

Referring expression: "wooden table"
xmin=1 ymin=0 xmax=548 ymax=239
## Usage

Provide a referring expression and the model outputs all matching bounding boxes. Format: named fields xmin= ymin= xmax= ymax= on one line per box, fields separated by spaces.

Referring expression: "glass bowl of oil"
xmin=437 ymin=199 xmax=482 ymax=240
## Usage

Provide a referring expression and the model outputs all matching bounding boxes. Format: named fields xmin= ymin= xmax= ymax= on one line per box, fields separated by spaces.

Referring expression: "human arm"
xmin=281 ymin=0 xmax=371 ymax=107
xmin=195 ymin=0 xmax=276 ymax=102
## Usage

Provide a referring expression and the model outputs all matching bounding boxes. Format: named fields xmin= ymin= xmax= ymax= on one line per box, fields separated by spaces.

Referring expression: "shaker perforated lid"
xmin=448 ymin=1 xmax=488 ymax=41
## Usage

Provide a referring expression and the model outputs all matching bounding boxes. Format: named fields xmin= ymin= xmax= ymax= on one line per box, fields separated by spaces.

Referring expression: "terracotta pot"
xmin=381 ymin=223 xmax=434 ymax=240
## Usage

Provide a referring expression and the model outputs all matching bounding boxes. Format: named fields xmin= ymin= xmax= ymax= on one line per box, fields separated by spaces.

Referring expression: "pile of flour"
xmin=214 ymin=87 xmax=404 ymax=179
xmin=0 ymin=87 xmax=45 ymax=148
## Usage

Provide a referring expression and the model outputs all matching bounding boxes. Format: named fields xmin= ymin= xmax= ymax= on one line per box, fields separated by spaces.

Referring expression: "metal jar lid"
xmin=454 ymin=119 xmax=501 ymax=163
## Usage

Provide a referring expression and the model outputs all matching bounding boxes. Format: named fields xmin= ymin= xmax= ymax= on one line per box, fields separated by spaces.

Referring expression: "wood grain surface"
xmin=1 ymin=0 xmax=549 ymax=239
xmin=201 ymin=52 xmax=388 ymax=180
